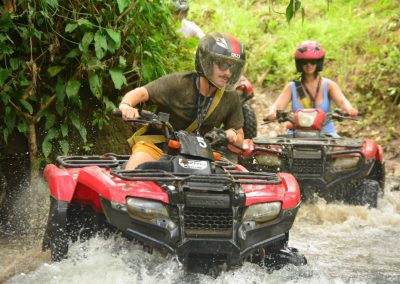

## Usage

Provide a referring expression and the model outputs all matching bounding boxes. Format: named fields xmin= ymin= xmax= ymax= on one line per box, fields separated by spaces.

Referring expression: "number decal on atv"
xmin=196 ymin=137 xmax=207 ymax=148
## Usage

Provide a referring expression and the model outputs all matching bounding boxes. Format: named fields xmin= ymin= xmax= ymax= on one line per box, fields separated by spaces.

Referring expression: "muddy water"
xmin=1 ymin=179 xmax=400 ymax=284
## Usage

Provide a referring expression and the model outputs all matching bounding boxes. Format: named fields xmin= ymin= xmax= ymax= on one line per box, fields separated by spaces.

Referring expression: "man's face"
xmin=210 ymin=59 xmax=235 ymax=88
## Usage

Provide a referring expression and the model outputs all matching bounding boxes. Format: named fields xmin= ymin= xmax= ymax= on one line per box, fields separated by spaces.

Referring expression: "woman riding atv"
xmin=265 ymin=40 xmax=358 ymax=137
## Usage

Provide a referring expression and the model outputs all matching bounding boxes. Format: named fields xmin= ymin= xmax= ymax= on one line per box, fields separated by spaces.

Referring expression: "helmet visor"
xmin=199 ymin=52 xmax=245 ymax=91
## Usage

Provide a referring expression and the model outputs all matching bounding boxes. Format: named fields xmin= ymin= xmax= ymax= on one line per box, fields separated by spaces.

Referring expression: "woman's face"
xmin=301 ymin=59 xmax=318 ymax=75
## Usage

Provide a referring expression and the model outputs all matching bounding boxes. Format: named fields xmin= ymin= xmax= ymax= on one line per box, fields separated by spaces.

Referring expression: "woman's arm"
xmin=327 ymin=79 xmax=358 ymax=116
xmin=265 ymin=83 xmax=293 ymax=121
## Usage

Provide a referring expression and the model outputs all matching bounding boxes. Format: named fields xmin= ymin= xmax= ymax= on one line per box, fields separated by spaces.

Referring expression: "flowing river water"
xmin=1 ymin=177 xmax=399 ymax=284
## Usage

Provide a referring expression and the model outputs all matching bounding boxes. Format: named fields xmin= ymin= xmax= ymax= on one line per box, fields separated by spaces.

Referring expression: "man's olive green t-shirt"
xmin=144 ymin=72 xmax=244 ymax=135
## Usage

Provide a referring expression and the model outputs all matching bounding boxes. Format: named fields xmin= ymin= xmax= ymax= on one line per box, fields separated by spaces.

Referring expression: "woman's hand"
xmin=264 ymin=112 xmax=277 ymax=122
xmin=346 ymin=107 xmax=358 ymax=117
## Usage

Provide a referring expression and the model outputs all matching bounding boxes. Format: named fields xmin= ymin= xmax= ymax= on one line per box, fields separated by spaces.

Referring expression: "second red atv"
xmin=42 ymin=110 xmax=306 ymax=273
xmin=240 ymin=109 xmax=385 ymax=208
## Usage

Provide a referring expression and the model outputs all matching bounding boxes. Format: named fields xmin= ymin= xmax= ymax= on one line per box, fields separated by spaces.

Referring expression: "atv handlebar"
xmin=112 ymin=108 xmax=173 ymax=136
xmin=262 ymin=108 xmax=364 ymax=124
xmin=112 ymin=109 xmax=243 ymax=152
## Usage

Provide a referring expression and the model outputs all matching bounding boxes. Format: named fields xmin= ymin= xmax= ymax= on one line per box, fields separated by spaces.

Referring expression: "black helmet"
xmin=195 ymin=32 xmax=246 ymax=91
xmin=171 ymin=1 xmax=189 ymax=14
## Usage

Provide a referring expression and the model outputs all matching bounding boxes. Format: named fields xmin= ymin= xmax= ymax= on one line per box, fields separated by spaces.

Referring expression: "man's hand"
xmin=225 ymin=128 xmax=239 ymax=144
xmin=119 ymin=102 xmax=140 ymax=120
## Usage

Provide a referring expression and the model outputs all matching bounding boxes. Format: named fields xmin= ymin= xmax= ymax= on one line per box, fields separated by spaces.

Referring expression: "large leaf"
xmin=42 ymin=128 xmax=58 ymax=157
xmin=59 ymin=140 xmax=69 ymax=155
xmin=17 ymin=120 xmax=28 ymax=134
xmin=47 ymin=65 xmax=64 ymax=77
xmin=0 ymin=68 xmax=12 ymax=85
xmin=94 ymin=31 xmax=107 ymax=59
xmin=119 ymin=56 xmax=127 ymax=68
xmin=44 ymin=0 xmax=59 ymax=9
xmin=65 ymin=79 xmax=81 ymax=98
xmin=60 ymin=123 xmax=68 ymax=137
xmin=65 ymin=48 xmax=80 ymax=59
xmin=65 ymin=23 xmax=78 ymax=33
xmin=117 ymin=0 xmax=130 ymax=13
xmin=106 ymin=29 xmax=121 ymax=48
xmin=9 ymin=58 xmax=24 ymax=71
xmin=70 ymin=112 xmax=87 ymax=142
xmin=77 ymin=19 xmax=94 ymax=29
xmin=109 ymin=68 xmax=127 ymax=90
xmin=44 ymin=113 xmax=56 ymax=130
xmin=42 ymin=140 xmax=52 ymax=158
xmin=19 ymin=100 xmax=33 ymax=114
xmin=80 ymin=32 xmax=94 ymax=52
xmin=141 ymin=63 xmax=154 ymax=82
xmin=88 ymin=72 xmax=103 ymax=98
xmin=286 ymin=0 xmax=301 ymax=23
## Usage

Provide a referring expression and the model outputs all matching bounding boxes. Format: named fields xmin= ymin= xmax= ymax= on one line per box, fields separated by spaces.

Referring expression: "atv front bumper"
xmin=101 ymin=198 xmax=298 ymax=266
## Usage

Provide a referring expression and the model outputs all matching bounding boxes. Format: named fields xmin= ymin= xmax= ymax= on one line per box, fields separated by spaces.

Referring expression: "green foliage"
xmin=190 ymin=0 xmax=400 ymax=134
xmin=0 ymin=0 xmax=190 ymax=159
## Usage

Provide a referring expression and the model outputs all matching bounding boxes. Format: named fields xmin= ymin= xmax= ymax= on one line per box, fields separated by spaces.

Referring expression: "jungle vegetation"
xmin=0 ymin=0 xmax=399 ymax=179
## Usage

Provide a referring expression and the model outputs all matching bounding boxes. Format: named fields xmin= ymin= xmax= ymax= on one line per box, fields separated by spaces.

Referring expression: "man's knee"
xmin=126 ymin=141 xmax=164 ymax=169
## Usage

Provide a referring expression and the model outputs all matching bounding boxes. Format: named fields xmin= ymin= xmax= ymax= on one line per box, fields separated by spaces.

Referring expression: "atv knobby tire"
xmin=242 ymin=103 xmax=257 ymax=139
xmin=43 ymin=198 xmax=110 ymax=261
xmin=348 ymin=179 xmax=380 ymax=208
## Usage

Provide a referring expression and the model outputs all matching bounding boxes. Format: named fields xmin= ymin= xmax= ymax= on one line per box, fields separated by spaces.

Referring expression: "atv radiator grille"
xmin=184 ymin=207 xmax=233 ymax=237
xmin=291 ymin=159 xmax=324 ymax=175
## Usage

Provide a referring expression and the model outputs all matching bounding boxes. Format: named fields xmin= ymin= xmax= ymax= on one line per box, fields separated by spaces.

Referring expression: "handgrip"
xmin=112 ymin=109 xmax=122 ymax=117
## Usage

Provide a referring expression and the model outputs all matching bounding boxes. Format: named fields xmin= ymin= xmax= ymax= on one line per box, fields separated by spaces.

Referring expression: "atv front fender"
xmin=361 ymin=139 xmax=384 ymax=162
xmin=44 ymin=164 xmax=77 ymax=201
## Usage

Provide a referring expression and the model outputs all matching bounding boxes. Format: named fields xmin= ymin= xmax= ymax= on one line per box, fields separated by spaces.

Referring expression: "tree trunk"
xmin=27 ymin=122 xmax=39 ymax=185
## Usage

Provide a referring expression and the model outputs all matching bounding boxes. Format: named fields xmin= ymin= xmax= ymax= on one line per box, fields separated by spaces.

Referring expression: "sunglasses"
xmin=299 ymin=59 xmax=318 ymax=65
xmin=215 ymin=60 xmax=237 ymax=71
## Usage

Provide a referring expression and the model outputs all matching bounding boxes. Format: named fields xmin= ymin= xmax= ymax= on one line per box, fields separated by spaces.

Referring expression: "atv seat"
xmin=136 ymin=156 xmax=173 ymax=172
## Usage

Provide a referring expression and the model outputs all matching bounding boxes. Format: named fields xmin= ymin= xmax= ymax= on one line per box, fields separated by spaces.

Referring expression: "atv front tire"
xmin=42 ymin=198 xmax=70 ymax=261
xmin=348 ymin=179 xmax=379 ymax=208
xmin=242 ymin=103 xmax=257 ymax=139
xmin=264 ymin=247 xmax=307 ymax=271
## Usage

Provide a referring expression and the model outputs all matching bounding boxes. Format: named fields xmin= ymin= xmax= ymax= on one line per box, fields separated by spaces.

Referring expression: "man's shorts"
xmin=131 ymin=141 xmax=164 ymax=160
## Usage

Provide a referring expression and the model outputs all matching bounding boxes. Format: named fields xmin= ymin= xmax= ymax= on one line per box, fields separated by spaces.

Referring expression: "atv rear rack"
xmin=111 ymin=169 xmax=281 ymax=185
xmin=56 ymin=153 xmax=130 ymax=168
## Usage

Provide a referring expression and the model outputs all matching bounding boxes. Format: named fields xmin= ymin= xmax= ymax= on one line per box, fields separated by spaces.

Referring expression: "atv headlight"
xmin=126 ymin=197 xmax=169 ymax=221
xmin=330 ymin=156 xmax=360 ymax=171
xmin=255 ymin=154 xmax=281 ymax=167
xmin=243 ymin=202 xmax=281 ymax=223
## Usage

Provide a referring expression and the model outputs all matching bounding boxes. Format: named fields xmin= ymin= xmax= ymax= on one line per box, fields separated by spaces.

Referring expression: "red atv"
xmin=42 ymin=110 xmax=306 ymax=273
xmin=239 ymin=109 xmax=385 ymax=208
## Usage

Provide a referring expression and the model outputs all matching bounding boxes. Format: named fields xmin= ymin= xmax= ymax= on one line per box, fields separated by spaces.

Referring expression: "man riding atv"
xmin=119 ymin=32 xmax=246 ymax=169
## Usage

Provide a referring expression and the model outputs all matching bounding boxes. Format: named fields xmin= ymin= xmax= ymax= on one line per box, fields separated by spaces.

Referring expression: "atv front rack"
xmin=111 ymin=169 xmax=281 ymax=186
xmin=253 ymin=136 xmax=364 ymax=147
xmin=56 ymin=153 xmax=130 ymax=168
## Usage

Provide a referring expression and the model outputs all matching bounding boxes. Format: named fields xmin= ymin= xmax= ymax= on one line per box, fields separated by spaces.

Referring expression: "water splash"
xmin=2 ymin=179 xmax=400 ymax=283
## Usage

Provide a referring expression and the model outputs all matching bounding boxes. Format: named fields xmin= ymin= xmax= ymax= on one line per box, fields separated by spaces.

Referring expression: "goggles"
xmin=299 ymin=59 xmax=318 ymax=65
xmin=215 ymin=59 xmax=238 ymax=72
